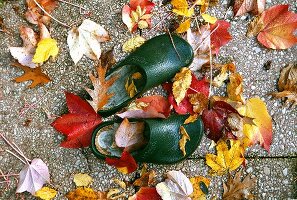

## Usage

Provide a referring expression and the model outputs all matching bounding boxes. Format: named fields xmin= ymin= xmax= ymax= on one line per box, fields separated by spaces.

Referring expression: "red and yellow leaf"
xmin=105 ymin=151 xmax=138 ymax=174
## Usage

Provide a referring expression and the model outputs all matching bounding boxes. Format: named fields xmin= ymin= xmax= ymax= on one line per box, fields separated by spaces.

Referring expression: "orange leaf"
xmin=10 ymin=62 xmax=51 ymax=88
xmin=66 ymin=187 xmax=107 ymax=200
xmin=227 ymin=73 xmax=245 ymax=103
xmin=105 ymin=151 xmax=138 ymax=174
xmin=247 ymin=4 xmax=297 ymax=49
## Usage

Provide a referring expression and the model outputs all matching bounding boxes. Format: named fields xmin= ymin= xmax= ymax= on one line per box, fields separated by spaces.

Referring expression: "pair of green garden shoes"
xmin=91 ymin=34 xmax=204 ymax=164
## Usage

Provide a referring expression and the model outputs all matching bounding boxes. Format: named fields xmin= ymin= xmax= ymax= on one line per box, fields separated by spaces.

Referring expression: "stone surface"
xmin=0 ymin=0 xmax=296 ymax=199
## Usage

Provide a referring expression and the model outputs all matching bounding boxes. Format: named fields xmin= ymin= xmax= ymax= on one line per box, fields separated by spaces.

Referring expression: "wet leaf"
xmin=223 ymin=170 xmax=256 ymax=200
xmin=206 ymin=140 xmax=244 ymax=175
xmin=189 ymin=176 xmax=210 ymax=199
xmin=32 ymin=38 xmax=59 ymax=64
xmin=11 ymin=62 xmax=51 ymax=88
xmin=73 ymin=173 xmax=93 ymax=187
xmin=227 ymin=73 xmax=245 ymax=103
xmin=35 ymin=187 xmax=57 ymax=200
xmin=51 ymin=92 xmax=102 ymax=148
xmin=66 ymin=187 xmax=107 ymax=200
xmin=173 ymin=67 xmax=192 ymax=105
xmin=16 ymin=158 xmax=50 ymax=195
xmin=85 ymin=64 xmax=118 ymax=112
xmin=247 ymin=4 xmax=297 ymax=49
xmin=123 ymin=36 xmax=146 ymax=52
xmin=179 ymin=126 xmax=190 ymax=156
xmin=176 ymin=19 xmax=191 ymax=33
xmin=233 ymin=0 xmax=266 ymax=16
xmin=105 ymin=151 xmax=138 ymax=174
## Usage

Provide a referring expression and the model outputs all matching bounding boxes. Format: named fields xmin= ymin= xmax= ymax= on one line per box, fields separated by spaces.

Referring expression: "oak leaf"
xmin=51 ymin=92 xmax=102 ymax=148
xmin=227 ymin=73 xmax=245 ymax=103
xmin=206 ymin=140 xmax=244 ymax=175
xmin=32 ymin=38 xmax=59 ymax=63
xmin=105 ymin=151 xmax=138 ymax=174
xmin=247 ymin=4 xmax=297 ymax=49
xmin=179 ymin=126 xmax=190 ymax=156
xmin=11 ymin=62 xmax=51 ymax=88
xmin=233 ymin=0 xmax=266 ymax=16
xmin=173 ymin=67 xmax=192 ymax=105
xmin=35 ymin=187 xmax=57 ymax=200
xmin=123 ymin=36 xmax=146 ymax=52
xmin=66 ymin=187 xmax=107 ymax=200
xmin=223 ymin=170 xmax=256 ymax=200
xmin=85 ymin=65 xmax=118 ymax=112
xmin=67 ymin=19 xmax=110 ymax=64
xmin=210 ymin=20 xmax=232 ymax=54
xmin=73 ymin=173 xmax=93 ymax=187
xmin=189 ymin=176 xmax=210 ymax=200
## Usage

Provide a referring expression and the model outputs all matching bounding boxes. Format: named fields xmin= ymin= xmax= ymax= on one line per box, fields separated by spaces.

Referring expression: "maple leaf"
xmin=247 ymin=4 xmax=297 ymax=49
xmin=129 ymin=187 xmax=162 ymax=200
xmin=105 ymin=151 xmax=138 ymax=174
xmin=223 ymin=170 xmax=256 ymax=200
xmin=206 ymin=140 xmax=244 ymax=175
xmin=66 ymin=187 xmax=107 ymax=200
xmin=210 ymin=20 xmax=232 ymax=54
xmin=67 ymin=19 xmax=110 ymax=64
xmin=51 ymin=92 xmax=102 ymax=148
xmin=9 ymin=26 xmax=38 ymax=68
xmin=16 ymin=158 xmax=50 ymax=195
xmin=179 ymin=126 xmax=190 ymax=156
xmin=35 ymin=187 xmax=57 ymax=200
xmin=73 ymin=173 xmax=93 ymax=187
xmin=227 ymin=72 xmax=245 ymax=103
xmin=271 ymin=63 xmax=297 ymax=106
xmin=32 ymin=38 xmax=59 ymax=63
xmin=85 ymin=65 xmax=118 ymax=112
xmin=11 ymin=62 xmax=51 ymax=88
xmin=171 ymin=0 xmax=194 ymax=17
xmin=233 ymin=0 xmax=266 ymax=16
xmin=122 ymin=0 xmax=155 ymax=32
xmin=115 ymin=118 xmax=146 ymax=152
xmin=173 ymin=67 xmax=192 ymax=105
xmin=238 ymin=97 xmax=272 ymax=152
xmin=156 ymin=170 xmax=193 ymax=200
xmin=189 ymin=176 xmax=210 ymax=199
xmin=202 ymin=101 xmax=241 ymax=142
xmin=118 ymin=95 xmax=171 ymax=119
xmin=123 ymin=36 xmax=146 ymax=52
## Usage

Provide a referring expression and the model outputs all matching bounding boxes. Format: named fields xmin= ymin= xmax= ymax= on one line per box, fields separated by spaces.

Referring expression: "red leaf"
xmin=202 ymin=101 xmax=240 ymax=142
xmin=188 ymin=75 xmax=209 ymax=97
xmin=134 ymin=187 xmax=162 ymax=200
xmin=130 ymin=0 xmax=155 ymax=13
xmin=106 ymin=151 xmax=138 ymax=174
xmin=210 ymin=20 xmax=232 ymax=54
xmin=136 ymin=95 xmax=171 ymax=117
xmin=51 ymin=92 xmax=102 ymax=148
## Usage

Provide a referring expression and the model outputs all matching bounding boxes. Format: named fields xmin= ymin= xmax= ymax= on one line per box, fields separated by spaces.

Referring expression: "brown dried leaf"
xmin=133 ymin=170 xmax=156 ymax=187
xmin=66 ymin=187 xmax=107 ymax=200
xmin=223 ymin=170 xmax=256 ymax=200
xmin=101 ymin=48 xmax=116 ymax=70
xmin=11 ymin=62 xmax=51 ymax=88
xmin=85 ymin=64 xmax=118 ymax=112
xmin=233 ymin=0 xmax=266 ymax=17
xmin=227 ymin=73 xmax=245 ymax=103
xmin=188 ymin=93 xmax=208 ymax=114
xmin=179 ymin=126 xmax=190 ymax=156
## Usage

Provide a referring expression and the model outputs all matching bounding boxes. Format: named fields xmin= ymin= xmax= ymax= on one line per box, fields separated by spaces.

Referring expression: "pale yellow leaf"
xmin=73 ymin=173 xmax=93 ymax=187
xmin=32 ymin=38 xmax=59 ymax=63
xmin=122 ymin=36 xmax=146 ymax=53
xmin=35 ymin=187 xmax=57 ymax=200
xmin=201 ymin=13 xmax=217 ymax=24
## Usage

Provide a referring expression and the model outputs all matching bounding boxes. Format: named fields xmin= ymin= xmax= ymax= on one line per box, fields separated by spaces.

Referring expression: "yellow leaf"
xmin=35 ymin=187 xmax=57 ymax=200
xmin=189 ymin=176 xmax=210 ymax=199
xmin=201 ymin=13 xmax=217 ymax=24
xmin=176 ymin=19 xmax=191 ymax=33
xmin=206 ymin=140 xmax=244 ymax=175
xmin=184 ymin=114 xmax=198 ymax=124
xmin=227 ymin=73 xmax=245 ymax=103
xmin=212 ymin=63 xmax=236 ymax=87
xmin=73 ymin=173 xmax=93 ymax=187
xmin=188 ymin=93 xmax=208 ymax=114
xmin=179 ymin=126 xmax=190 ymax=156
xmin=173 ymin=67 xmax=192 ymax=105
xmin=122 ymin=36 xmax=146 ymax=52
xmin=171 ymin=0 xmax=194 ymax=17
xmin=33 ymin=38 xmax=59 ymax=63
xmin=66 ymin=187 xmax=107 ymax=200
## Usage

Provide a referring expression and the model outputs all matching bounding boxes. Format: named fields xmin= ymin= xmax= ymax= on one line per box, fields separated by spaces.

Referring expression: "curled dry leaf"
xmin=206 ymin=140 xmax=244 ymax=175
xmin=66 ymin=187 xmax=107 ymax=200
xmin=173 ymin=67 xmax=192 ymax=105
xmin=213 ymin=63 xmax=236 ymax=87
xmin=35 ymin=187 xmax=57 ymax=200
xmin=73 ymin=173 xmax=93 ymax=187
xmin=233 ymin=0 xmax=266 ymax=16
xmin=85 ymin=65 xmax=118 ymax=112
xmin=16 ymin=158 xmax=50 ymax=195
xmin=223 ymin=170 xmax=256 ymax=200
xmin=105 ymin=151 xmax=138 ymax=174
xmin=156 ymin=170 xmax=193 ymax=200
xmin=271 ymin=62 xmax=297 ymax=106
xmin=11 ymin=62 xmax=51 ymax=88
xmin=67 ymin=19 xmax=110 ymax=64
xmin=247 ymin=4 xmax=297 ymax=49
xmin=179 ymin=126 xmax=190 ymax=156
xmin=123 ymin=36 xmax=146 ymax=52
xmin=227 ymin=73 xmax=245 ymax=103
xmin=189 ymin=176 xmax=210 ymax=199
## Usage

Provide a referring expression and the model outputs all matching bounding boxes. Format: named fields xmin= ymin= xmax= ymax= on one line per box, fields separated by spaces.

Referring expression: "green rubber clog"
xmin=91 ymin=115 xmax=204 ymax=164
xmin=98 ymin=34 xmax=193 ymax=117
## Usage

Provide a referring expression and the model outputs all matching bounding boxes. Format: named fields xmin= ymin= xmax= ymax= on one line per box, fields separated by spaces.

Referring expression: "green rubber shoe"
xmin=91 ymin=115 xmax=203 ymax=164
xmin=98 ymin=34 xmax=193 ymax=117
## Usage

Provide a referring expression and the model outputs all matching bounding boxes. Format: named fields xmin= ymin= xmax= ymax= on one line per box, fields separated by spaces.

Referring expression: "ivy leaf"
xmin=51 ymin=92 xmax=102 ymax=148
xmin=10 ymin=62 xmax=51 ymax=88
xmin=247 ymin=4 xmax=297 ymax=49
xmin=105 ymin=151 xmax=138 ymax=174
xmin=206 ymin=140 xmax=244 ymax=175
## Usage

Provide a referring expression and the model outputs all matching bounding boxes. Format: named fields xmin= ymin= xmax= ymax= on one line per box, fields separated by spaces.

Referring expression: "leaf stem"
xmin=32 ymin=0 xmax=71 ymax=28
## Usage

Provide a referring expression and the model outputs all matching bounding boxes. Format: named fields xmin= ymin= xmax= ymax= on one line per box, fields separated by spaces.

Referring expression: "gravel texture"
xmin=0 ymin=0 xmax=296 ymax=199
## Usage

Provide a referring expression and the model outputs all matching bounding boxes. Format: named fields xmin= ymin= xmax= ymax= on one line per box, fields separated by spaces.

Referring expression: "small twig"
xmin=32 ymin=0 xmax=71 ymax=28
xmin=0 ymin=174 xmax=19 ymax=177
xmin=5 ymin=150 xmax=26 ymax=165
xmin=167 ymin=29 xmax=181 ymax=61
